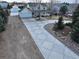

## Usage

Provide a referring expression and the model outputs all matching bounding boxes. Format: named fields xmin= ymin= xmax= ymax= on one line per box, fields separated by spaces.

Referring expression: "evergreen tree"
xmin=0 ymin=16 xmax=5 ymax=32
xmin=72 ymin=5 xmax=79 ymax=25
xmin=60 ymin=5 xmax=68 ymax=15
xmin=71 ymin=21 xmax=79 ymax=43
xmin=57 ymin=16 xmax=64 ymax=30
xmin=0 ymin=5 xmax=8 ymax=32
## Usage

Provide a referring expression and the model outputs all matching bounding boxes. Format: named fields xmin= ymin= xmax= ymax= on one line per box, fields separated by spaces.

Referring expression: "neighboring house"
xmin=19 ymin=8 xmax=32 ymax=18
xmin=0 ymin=1 xmax=9 ymax=9
xmin=27 ymin=3 xmax=50 ymax=17
xmin=52 ymin=3 xmax=78 ymax=16
xmin=10 ymin=5 xmax=21 ymax=16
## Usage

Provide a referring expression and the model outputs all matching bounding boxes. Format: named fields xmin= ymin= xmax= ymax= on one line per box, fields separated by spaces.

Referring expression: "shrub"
xmin=65 ymin=23 xmax=72 ymax=28
xmin=72 ymin=5 xmax=79 ymax=25
xmin=0 ymin=16 xmax=5 ymax=32
xmin=71 ymin=21 xmax=79 ymax=43
xmin=57 ymin=16 xmax=64 ymax=30
xmin=0 ymin=7 xmax=8 ymax=32
xmin=53 ymin=22 xmax=58 ymax=31
xmin=71 ymin=5 xmax=79 ymax=43
xmin=53 ymin=16 xmax=64 ymax=30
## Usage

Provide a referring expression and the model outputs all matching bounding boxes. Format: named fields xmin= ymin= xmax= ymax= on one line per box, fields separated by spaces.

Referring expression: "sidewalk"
xmin=21 ymin=19 xmax=79 ymax=59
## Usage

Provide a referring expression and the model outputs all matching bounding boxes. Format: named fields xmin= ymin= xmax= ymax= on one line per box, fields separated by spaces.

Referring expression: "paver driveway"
xmin=21 ymin=19 xmax=79 ymax=59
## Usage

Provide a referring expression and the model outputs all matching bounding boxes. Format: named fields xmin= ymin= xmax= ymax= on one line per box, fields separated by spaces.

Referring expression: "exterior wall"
xmin=10 ymin=5 xmax=20 ymax=16
xmin=32 ymin=10 xmax=50 ymax=17
xmin=19 ymin=8 xmax=32 ymax=18
xmin=20 ymin=13 xmax=32 ymax=18
xmin=31 ymin=4 xmax=49 ymax=17
xmin=33 ymin=4 xmax=48 ymax=11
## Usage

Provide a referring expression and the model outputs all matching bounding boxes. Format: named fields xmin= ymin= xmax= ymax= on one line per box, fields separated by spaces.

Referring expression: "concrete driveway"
xmin=21 ymin=18 xmax=79 ymax=59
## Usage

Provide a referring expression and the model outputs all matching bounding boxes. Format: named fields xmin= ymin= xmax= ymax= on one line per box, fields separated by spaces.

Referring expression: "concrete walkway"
xmin=21 ymin=19 xmax=79 ymax=59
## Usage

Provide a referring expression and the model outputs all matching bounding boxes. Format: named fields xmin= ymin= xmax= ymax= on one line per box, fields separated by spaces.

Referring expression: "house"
xmin=19 ymin=8 xmax=32 ymax=18
xmin=27 ymin=3 xmax=50 ymax=17
xmin=10 ymin=5 xmax=21 ymax=16
xmin=0 ymin=1 xmax=9 ymax=9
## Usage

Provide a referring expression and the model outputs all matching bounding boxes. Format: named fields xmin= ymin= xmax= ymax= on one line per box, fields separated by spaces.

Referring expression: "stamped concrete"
xmin=21 ymin=19 xmax=79 ymax=59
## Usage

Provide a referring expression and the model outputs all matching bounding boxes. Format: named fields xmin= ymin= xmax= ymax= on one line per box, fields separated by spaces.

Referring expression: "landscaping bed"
xmin=44 ymin=23 xmax=79 ymax=56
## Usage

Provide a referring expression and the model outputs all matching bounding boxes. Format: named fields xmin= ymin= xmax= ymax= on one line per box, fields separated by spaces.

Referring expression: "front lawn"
xmin=47 ymin=15 xmax=72 ymax=20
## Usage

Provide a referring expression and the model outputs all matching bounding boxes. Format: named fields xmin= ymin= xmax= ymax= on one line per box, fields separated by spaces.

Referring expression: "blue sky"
xmin=2 ymin=0 xmax=78 ymax=3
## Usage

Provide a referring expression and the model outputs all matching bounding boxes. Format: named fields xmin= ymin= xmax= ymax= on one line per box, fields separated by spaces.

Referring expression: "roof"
xmin=20 ymin=8 xmax=32 ymax=13
xmin=0 ymin=1 xmax=8 ymax=9
xmin=0 ymin=1 xmax=8 ymax=3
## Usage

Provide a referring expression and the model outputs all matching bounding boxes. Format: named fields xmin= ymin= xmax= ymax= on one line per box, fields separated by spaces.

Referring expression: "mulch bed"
xmin=44 ymin=23 xmax=79 ymax=56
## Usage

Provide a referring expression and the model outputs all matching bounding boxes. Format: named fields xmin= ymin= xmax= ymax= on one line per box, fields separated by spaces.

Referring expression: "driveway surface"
xmin=21 ymin=18 xmax=79 ymax=59
xmin=0 ymin=16 xmax=44 ymax=59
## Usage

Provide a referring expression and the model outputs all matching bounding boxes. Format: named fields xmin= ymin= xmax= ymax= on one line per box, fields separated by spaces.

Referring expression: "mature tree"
xmin=60 ymin=3 xmax=69 ymax=15
xmin=59 ymin=3 xmax=68 ymax=27
xmin=0 ymin=16 xmax=5 ymax=32
xmin=0 ymin=8 xmax=5 ymax=32
xmin=38 ymin=1 xmax=41 ymax=20
xmin=35 ymin=0 xmax=41 ymax=20
xmin=72 ymin=5 xmax=79 ymax=25
xmin=60 ymin=5 xmax=68 ymax=15
xmin=50 ymin=0 xmax=53 ymax=17
xmin=0 ymin=6 xmax=8 ymax=32
xmin=71 ymin=21 xmax=79 ymax=43
xmin=71 ymin=4 xmax=79 ymax=43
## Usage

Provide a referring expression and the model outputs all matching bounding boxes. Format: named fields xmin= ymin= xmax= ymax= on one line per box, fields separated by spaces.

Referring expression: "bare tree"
xmin=38 ymin=0 xmax=41 ymax=20
xmin=50 ymin=0 xmax=53 ymax=18
xmin=36 ymin=0 xmax=41 ymax=20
